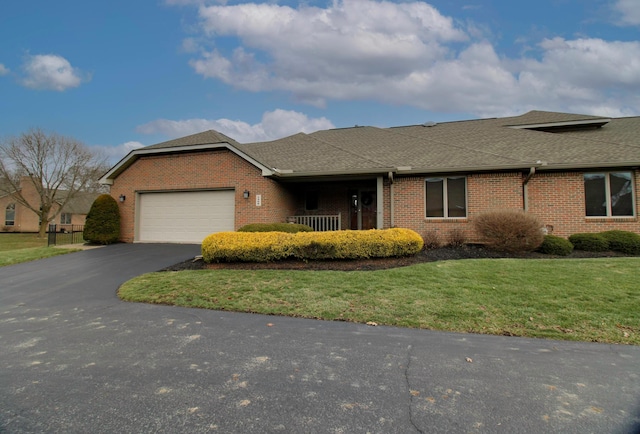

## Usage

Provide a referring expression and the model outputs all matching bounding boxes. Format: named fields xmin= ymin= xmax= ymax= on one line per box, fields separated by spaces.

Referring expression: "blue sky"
xmin=1 ymin=0 xmax=639 ymax=163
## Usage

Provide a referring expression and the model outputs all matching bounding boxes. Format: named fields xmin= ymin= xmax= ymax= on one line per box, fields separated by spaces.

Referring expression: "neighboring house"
xmin=0 ymin=176 xmax=97 ymax=232
xmin=99 ymin=111 xmax=640 ymax=244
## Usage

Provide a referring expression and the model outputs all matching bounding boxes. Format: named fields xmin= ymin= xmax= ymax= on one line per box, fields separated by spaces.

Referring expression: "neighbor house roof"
xmin=100 ymin=110 xmax=640 ymax=183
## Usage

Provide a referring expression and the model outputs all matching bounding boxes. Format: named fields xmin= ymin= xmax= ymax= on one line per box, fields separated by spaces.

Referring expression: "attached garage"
xmin=137 ymin=190 xmax=235 ymax=243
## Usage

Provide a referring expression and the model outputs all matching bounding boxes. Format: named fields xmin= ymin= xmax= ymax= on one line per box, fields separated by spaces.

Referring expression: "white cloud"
xmin=93 ymin=141 xmax=145 ymax=165
xmin=173 ymin=0 xmax=640 ymax=117
xmin=613 ymin=0 xmax=640 ymax=26
xmin=136 ymin=109 xmax=335 ymax=143
xmin=0 ymin=64 xmax=9 ymax=76
xmin=21 ymin=54 xmax=88 ymax=91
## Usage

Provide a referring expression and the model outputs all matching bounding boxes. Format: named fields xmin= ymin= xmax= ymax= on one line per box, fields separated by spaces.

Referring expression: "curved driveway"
xmin=1 ymin=244 xmax=639 ymax=433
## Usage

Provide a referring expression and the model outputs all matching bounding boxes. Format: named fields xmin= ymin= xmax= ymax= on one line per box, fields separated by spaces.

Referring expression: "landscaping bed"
xmin=163 ymin=244 xmax=632 ymax=272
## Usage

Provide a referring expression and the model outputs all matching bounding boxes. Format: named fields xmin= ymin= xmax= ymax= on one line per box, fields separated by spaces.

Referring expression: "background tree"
xmin=0 ymin=128 xmax=108 ymax=237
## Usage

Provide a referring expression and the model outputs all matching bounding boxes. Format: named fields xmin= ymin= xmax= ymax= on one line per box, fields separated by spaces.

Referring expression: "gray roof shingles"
xmin=128 ymin=110 xmax=640 ymax=178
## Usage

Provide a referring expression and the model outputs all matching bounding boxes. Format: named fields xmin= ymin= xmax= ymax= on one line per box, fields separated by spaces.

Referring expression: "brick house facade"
xmin=101 ymin=111 xmax=640 ymax=243
xmin=0 ymin=177 xmax=96 ymax=233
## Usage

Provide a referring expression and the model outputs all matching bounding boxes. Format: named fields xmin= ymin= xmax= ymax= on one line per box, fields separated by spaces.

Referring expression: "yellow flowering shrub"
xmin=201 ymin=231 xmax=293 ymax=262
xmin=201 ymin=228 xmax=424 ymax=263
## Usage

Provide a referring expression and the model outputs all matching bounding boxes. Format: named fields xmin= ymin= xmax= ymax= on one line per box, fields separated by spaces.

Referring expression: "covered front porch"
xmin=282 ymin=177 xmax=387 ymax=231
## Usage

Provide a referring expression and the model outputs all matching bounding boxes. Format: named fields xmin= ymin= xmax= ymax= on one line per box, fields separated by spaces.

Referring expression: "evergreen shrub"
xmin=568 ymin=233 xmax=609 ymax=252
xmin=83 ymin=194 xmax=120 ymax=245
xmin=600 ymin=230 xmax=640 ymax=255
xmin=201 ymin=228 xmax=424 ymax=263
xmin=537 ymin=235 xmax=574 ymax=256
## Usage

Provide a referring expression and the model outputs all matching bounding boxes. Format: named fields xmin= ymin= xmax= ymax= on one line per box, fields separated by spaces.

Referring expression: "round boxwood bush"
xmin=537 ymin=235 xmax=574 ymax=256
xmin=600 ymin=230 xmax=640 ymax=255
xmin=238 ymin=223 xmax=314 ymax=233
xmin=83 ymin=194 xmax=121 ymax=244
xmin=568 ymin=233 xmax=609 ymax=252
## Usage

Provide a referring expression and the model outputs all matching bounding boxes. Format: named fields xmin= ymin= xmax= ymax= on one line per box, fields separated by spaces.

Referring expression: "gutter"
xmin=522 ymin=166 xmax=536 ymax=211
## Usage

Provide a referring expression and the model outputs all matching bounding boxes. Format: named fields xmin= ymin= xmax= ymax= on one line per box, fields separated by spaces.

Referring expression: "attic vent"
xmin=422 ymin=121 xmax=437 ymax=127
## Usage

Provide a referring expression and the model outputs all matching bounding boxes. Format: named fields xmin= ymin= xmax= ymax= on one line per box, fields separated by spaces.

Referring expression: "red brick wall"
xmin=391 ymin=173 xmax=522 ymax=242
xmin=389 ymin=171 xmax=639 ymax=242
xmin=526 ymin=171 xmax=640 ymax=237
xmin=110 ymin=148 xmax=640 ymax=243
xmin=110 ymin=150 xmax=296 ymax=242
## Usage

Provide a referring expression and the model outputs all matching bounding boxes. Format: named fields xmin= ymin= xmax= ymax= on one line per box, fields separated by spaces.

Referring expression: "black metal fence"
xmin=48 ymin=224 xmax=85 ymax=246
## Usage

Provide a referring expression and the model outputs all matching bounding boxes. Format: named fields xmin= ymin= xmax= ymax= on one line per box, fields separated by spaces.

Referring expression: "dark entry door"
xmin=349 ymin=190 xmax=377 ymax=230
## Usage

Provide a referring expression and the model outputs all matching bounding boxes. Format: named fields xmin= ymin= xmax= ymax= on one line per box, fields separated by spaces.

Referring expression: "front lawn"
xmin=118 ymin=257 xmax=640 ymax=345
xmin=0 ymin=233 xmax=79 ymax=266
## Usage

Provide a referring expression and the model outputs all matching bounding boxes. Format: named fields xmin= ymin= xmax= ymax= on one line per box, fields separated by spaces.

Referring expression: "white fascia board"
xmin=98 ymin=143 xmax=274 ymax=185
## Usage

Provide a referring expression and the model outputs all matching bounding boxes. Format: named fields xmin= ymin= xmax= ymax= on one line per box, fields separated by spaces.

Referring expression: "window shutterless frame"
xmin=425 ymin=176 xmax=467 ymax=218
xmin=584 ymin=171 xmax=635 ymax=217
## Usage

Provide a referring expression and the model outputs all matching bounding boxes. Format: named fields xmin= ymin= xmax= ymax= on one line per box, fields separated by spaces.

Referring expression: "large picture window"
xmin=425 ymin=176 xmax=467 ymax=218
xmin=584 ymin=172 xmax=634 ymax=217
xmin=5 ymin=203 xmax=15 ymax=226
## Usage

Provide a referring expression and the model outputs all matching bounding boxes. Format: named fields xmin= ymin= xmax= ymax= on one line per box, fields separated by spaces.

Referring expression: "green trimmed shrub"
xmin=202 ymin=228 xmax=424 ymax=263
xmin=600 ymin=230 xmax=640 ymax=255
xmin=83 ymin=194 xmax=120 ymax=245
xmin=537 ymin=235 xmax=574 ymax=256
xmin=568 ymin=233 xmax=609 ymax=252
xmin=238 ymin=223 xmax=314 ymax=233
xmin=473 ymin=210 xmax=544 ymax=252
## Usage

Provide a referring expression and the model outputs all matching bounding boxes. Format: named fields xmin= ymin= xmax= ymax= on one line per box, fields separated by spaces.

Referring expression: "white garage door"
xmin=138 ymin=190 xmax=235 ymax=243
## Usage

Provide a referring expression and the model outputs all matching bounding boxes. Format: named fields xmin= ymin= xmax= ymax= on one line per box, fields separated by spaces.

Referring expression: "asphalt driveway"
xmin=1 ymin=244 xmax=639 ymax=433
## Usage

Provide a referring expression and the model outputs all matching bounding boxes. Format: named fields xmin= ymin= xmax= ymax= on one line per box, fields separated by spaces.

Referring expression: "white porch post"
xmin=376 ymin=176 xmax=384 ymax=229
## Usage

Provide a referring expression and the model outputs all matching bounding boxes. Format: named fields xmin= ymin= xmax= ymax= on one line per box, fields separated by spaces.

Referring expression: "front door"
xmin=349 ymin=190 xmax=377 ymax=230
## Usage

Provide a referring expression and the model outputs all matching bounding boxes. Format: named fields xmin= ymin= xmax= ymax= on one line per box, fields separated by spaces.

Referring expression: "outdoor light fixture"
xmin=243 ymin=190 xmax=250 ymax=199
xmin=119 ymin=194 xmax=126 ymax=203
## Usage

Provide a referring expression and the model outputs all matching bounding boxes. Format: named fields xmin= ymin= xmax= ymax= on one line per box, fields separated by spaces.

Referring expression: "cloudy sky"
xmin=1 ymin=0 xmax=639 ymax=162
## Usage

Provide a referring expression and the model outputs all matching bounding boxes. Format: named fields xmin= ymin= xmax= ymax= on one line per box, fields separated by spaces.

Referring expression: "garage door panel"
xmin=138 ymin=190 xmax=235 ymax=243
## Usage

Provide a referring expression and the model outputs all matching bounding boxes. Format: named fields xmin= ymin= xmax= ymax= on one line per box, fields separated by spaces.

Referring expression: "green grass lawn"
xmin=0 ymin=233 xmax=47 ymax=251
xmin=0 ymin=233 xmax=79 ymax=266
xmin=119 ymin=257 xmax=640 ymax=345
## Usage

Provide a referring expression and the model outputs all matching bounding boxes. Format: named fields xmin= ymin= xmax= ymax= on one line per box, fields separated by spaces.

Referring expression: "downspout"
xmin=388 ymin=171 xmax=395 ymax=227
xmin=523 ymin=166 xmax=536 ymax=211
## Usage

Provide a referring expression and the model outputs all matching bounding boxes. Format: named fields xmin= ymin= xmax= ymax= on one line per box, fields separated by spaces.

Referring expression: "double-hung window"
xmin=61 ymin=213 xmax=72 ymax=225
xmin=584 ymin=172 xmax=634 ymax=217
xmin=425 ymin=176 xmax=467 ymax=218
xmin=5 ymin=203 xmax=15 ymax=226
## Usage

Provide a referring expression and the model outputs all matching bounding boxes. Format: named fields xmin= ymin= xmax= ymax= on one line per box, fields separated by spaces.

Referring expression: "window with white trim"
xmin=60 ymin=213 xmax=72 ymax=224
xmin=425 ymin=176 xmax=467 ymax=218
xmin=5 ymin=203 xmax=15 ymax=226
xmin=584 ymin=172 xmax=634 ymax=217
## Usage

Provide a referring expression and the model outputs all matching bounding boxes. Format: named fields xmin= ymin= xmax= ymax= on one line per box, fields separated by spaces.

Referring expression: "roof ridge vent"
xmin=422 ymin=121 xmax=437 ymax=127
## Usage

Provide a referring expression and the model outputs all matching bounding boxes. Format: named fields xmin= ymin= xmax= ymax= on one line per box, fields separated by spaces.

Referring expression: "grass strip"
xmin=118 ymin=258 xmax=640 ymax=345
xmin=0 ymin=247 xmax=80 ymax=266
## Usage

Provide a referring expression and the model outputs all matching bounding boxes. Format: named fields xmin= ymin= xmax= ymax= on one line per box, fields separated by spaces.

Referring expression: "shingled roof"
xmin=100 ymin=110 xmax=640 ymax=183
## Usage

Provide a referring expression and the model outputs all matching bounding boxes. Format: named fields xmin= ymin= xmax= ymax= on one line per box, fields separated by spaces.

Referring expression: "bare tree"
xmin=0 ymin=128 xmax=108 ymax=237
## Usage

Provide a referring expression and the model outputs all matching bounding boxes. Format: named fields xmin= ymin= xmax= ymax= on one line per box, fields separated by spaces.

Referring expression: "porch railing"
xmin=48 ymin=224 xmax=85 ymax=246
xmin=288 ymin=214 xmax=341 ymax=232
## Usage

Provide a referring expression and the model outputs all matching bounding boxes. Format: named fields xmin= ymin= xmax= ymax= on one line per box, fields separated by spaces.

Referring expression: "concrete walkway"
xmin=1 ymin=244 xmax=639 ymax=433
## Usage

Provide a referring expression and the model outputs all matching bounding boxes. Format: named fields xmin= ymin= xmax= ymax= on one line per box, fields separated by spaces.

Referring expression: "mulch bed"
xmin=162 ymin=245 xmax=632 ymax=272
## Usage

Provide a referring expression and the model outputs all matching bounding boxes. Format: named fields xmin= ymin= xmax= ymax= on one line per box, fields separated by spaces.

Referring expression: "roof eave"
xmin=507 ymin=118 xmax=611 ymax=129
